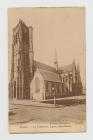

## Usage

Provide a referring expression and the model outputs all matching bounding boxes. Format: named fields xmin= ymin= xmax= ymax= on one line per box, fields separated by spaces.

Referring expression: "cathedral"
xmin=9 ymin=20 xmax=82 ymax=100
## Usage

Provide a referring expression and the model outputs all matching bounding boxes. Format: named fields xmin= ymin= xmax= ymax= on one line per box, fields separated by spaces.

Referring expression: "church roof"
xmin=34 ymin=60 xmax=56 ymax=73
xmin=34 ymin=60 xmax=61 ymax=83
xmin=34 ymin=60 xmax=73 ymax=82
xmin=62 ymin=64 xmax=73 ymax=73
xmin=39 ymin=69 xmax=61 ymax=83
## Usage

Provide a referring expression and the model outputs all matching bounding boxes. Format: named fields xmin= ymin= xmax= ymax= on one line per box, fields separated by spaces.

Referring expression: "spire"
xmin=77 ymin=63 xmax=81 ymax=84
xmin=72 ymin=59 xmax=76 ymax=83
xmin=54 ymin=49 xmax=62 ymax=82
xmin=54 ymin=48 xmax=58 ymax=70
xmin=73 ymin=59 xmax=77 ymax=72
xmin=73 ymin=59 xmax=76 ymax=67
xmin=77 ymin=63 xmax=80 ymax=73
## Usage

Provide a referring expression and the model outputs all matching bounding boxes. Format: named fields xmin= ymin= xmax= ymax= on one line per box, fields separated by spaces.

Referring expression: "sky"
xmin=8 ymin=7 xmax=86 ymax=86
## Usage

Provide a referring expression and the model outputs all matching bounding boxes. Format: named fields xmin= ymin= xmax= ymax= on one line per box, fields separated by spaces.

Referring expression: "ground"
xmin=9 ymin=99 xmax=86 ymax=125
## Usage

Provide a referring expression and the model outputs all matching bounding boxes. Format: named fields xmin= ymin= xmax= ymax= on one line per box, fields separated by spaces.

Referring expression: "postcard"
xmin=8 ymin=7 xmax=86 ymax=133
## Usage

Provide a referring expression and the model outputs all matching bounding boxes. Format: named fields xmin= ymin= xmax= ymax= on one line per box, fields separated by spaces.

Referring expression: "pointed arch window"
xmin=35 ymin=77 xmax=40 ymax=93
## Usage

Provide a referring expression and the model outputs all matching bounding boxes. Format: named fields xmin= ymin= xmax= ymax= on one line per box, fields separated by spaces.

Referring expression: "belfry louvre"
xmin=9 ymin=20 xmax=83 ymax=100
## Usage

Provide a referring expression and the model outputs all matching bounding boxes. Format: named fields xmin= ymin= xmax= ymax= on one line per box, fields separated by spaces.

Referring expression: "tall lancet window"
xmin=35 ymin=77 xmax=40 ymax=93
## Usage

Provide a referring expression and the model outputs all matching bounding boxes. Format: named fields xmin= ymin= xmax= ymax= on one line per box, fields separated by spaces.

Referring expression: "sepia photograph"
xmin=8 ymin=7 xmax=86 ymax=133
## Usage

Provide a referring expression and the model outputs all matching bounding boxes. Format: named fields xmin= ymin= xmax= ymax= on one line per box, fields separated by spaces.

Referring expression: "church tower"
xmin=9 ymin=20 xmax=34 ymax=99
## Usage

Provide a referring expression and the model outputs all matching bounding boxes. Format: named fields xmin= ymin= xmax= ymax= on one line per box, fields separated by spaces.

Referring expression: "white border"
xmin=0 ymin=0 xmax=92 ymax=139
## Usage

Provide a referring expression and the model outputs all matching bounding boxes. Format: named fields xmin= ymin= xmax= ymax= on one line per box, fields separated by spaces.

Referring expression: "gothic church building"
xmin=9 ymin=20 xmax=82 ymax=100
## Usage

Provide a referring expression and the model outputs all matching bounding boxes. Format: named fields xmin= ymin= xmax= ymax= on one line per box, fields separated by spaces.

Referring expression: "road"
xmin=9 ymin=103 xmax=86 ymax=125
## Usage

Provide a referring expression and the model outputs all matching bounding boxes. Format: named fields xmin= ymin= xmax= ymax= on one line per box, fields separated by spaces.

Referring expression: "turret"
xmin=72 ymin=59 xmax=76 ymax=83
xmin=54 ymin=48 xmax=58 ymax=71
xmin=77 ymin=63 xmax=83 ymax=95
xmin=77 ymin=63 xmax=82 ymax=84
xmin=54 ymin=49 xmax=62 ymax=82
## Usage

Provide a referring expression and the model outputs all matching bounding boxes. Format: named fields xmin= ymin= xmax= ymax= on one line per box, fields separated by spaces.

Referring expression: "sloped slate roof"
xmin=34 ymin=60 xmax=61 ymax=82
xmin=39 ymin=69 xmax=61 ymax=83
xmin=34 ymin=60 xmax=73 ymax=82
xmin=62 ymin=64 xmax=73 ymax=73
xmin=34 ymin=60 xmax=56 ymax=73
